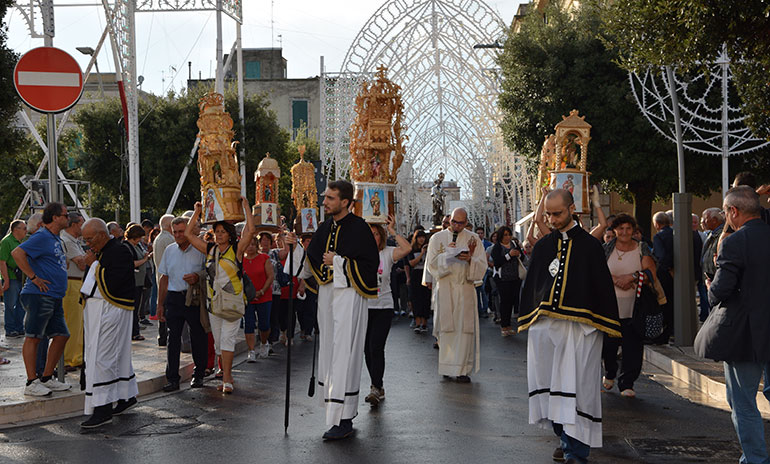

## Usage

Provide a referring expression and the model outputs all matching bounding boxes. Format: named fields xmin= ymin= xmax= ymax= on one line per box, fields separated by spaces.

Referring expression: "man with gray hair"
xmin=152 ymin=214 xmax=175 ymax=346
xmin=27 ymin=213 xmax=43 ymax=235
xmin=652 ymin=211 xmax=674 ymax=342
xmin=699 ymin=207 xmax=724 ymax=321
xmin=695 ymin=186 xmax=770 ymax=464
xmin=106 ymin=222 xmax=124 ymax=241
xmin=60 ymin=212 xmax=86 ymax=370
xmin=79 ymin=218 xmax=138 ymax=428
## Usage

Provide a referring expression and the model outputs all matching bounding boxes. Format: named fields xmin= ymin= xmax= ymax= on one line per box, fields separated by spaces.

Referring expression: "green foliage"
xmin=497 ymin=1 xmax=721 ymax=231
xmin=601 ymin=0 xmax=770 ymax=139
xmin=71 ymin=85 xmax=290 ymax=223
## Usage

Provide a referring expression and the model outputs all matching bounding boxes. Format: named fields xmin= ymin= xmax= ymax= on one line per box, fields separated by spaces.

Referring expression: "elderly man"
xmin=699 ymin=208 xmax=724 ymax=321
xmin=425 ymin=207 xmax=487 ymax=383
xmin=518 ymin=189 xmax=620 ymax=464
xmin=652 ymin=211 xmax=674 ymax=342
xmin=106 ymin=222 xmax=124 ymax=241
xmin=153 ymin=214 xmax=175 ymax=346
xmin=60 ymin=212 xmax=86 ymax=370
xmin=0 ymin=220 xmax=27 ymax=338
xmin=79 ymin=218 xmax=138 ymax=428
xmin=156 ymin=217 xmax=207 ymax=392
xmin=695 ymin=186 xmax=770 ymax=464
xmin=12 ymin=203 xmax=72 ymax=396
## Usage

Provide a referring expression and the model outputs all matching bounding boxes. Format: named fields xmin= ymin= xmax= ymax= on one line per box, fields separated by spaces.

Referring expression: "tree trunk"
xmin=630 ymin=183 xmax=655 ymax=240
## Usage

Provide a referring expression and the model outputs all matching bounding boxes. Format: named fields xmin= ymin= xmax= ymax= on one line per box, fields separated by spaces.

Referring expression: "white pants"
xmin=209 ymin=312 xmax=240 ymax=353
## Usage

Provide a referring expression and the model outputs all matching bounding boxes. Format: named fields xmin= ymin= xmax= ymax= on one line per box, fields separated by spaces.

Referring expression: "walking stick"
xmin=284 ymin=217 xmax=295 ymax=434
xmin=308 ymin=325 xmax=317 ymax=397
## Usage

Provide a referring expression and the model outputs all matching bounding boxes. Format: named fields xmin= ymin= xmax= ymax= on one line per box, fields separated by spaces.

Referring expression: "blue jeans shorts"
xmin=20 ymin=293 xmax=70 ymax=339
xmin=244 ymin=301 xmax=272 ymax=334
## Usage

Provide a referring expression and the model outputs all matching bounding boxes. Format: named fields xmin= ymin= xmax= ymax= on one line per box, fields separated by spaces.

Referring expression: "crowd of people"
xmin=1 ymin=173 xmax=770 ymax=463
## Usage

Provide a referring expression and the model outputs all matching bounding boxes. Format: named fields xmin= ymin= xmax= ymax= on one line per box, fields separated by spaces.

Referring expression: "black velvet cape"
xmin=93 ymin=238 xmax=136 ymax=310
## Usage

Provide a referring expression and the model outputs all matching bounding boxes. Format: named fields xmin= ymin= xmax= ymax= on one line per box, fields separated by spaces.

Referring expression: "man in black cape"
xmin=518 ymin=189 xmax=620 ymax=464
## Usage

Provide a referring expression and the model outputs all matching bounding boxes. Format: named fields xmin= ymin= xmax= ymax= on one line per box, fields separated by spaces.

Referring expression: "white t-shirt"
xmin=369 ymin=246 xmax=395 ymax=309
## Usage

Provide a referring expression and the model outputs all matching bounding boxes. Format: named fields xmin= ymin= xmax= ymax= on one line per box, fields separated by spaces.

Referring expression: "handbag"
xmin=631 ymin=272 xmax=664 ymax=340
xmin=517 ymin=258 xmax=527 ymax=280
xmin=209 ymin=246 xmax=245 ymax=322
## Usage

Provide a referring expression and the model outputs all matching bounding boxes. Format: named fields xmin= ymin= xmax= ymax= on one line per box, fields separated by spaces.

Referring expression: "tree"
xmin=497 ymin=1 xmax=721 ymax=233
xmin=71 ymin=85 xmax=291 ymax=223
xmin=601 ymin=0 xmax=770 ymax=139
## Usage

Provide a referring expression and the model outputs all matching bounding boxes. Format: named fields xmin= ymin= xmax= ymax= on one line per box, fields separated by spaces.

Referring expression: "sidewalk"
xmin=643 ymin=344 xmax=770 ymax=419
xmin=0 ymin=321 xmax=247 ymax=428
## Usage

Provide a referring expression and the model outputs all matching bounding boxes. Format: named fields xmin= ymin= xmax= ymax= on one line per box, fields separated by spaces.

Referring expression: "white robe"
xmin=527 ymin=317 xmax=604 ymax=447
xmin=301 ymin=255 xmax=368 ymax=426
xmin=425 ymin=229 xmax=487 ymax=376
xmin=81 ymin=264 xmax=138 ymax=415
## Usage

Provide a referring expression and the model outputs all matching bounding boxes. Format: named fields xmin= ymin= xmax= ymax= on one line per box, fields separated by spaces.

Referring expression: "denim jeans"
xmin=3 ymin=278 xmax=25 ymax=335
xmin=477 ymin=270 xmax=490 ymax=316
xmin=697 ymin=281 xmax=710 ymax=322
xmin=724 ymin=361 xmax=770 ymax=464
xmin=553 ymin=422 xmax=590 ymax=463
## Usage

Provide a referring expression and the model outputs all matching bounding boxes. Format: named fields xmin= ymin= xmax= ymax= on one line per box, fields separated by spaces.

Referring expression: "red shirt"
xmin=243 ymin=253 xmax=271 ymax=304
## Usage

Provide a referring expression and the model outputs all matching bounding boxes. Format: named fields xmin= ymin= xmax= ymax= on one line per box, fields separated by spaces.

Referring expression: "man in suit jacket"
xmin=697 ymin=185 xmax=770 ymax=464
xmin=652 ymin=211 xmax=674 ymax=341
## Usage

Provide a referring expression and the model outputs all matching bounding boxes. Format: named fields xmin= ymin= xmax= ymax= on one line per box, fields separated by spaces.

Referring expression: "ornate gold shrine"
xmin=349 ymin=65 xmax=407 ymax=223
xmin=537 ymin=109 xmax=592 ymax=213
xmin=290 ymin=145 xmax=318 ymax=234
xmin=253 ymin=152 xmax=280 ymax=231
xmin=197 ymin=92 xmax=244 ymax=224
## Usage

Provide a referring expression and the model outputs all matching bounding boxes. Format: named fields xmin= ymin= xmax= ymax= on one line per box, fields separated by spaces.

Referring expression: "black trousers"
xmin=269 ymin=294 xmax=281 ymax=342
xmin=657 ymin=270 xmax=674 ymax=339
xmin=132 ymin=287 xmax=143 ymax=337
xmin=602 ymin=318 xmax=643 ymax=391
xmin=364 ymin=309 xmax=393 ymax=389
xmin=495 ymin=278 xmax=521 ymax=328
xmin=164 ymin=291 xmax=208 ymax=382
xmin=298 ymin=292 xmax=318 ymax=335
xmin=409 ymin=269 xmax=432 ymax=319
xmin=277 ymin=297 xmax=301 ymax=337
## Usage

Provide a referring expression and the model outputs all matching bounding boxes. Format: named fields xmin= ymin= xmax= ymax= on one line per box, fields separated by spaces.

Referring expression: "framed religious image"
xmin=549 ymin=171 xmax=588 ymax=213
xmin=204 ymin=188 xmax=224 ymax=222
xmin=261 ymin=203 xmax=277 ymax=226
xmin=301 ymin=208 xmax=317 ymax=233
xmin=362 ymin=186 xmax=387 ymax=222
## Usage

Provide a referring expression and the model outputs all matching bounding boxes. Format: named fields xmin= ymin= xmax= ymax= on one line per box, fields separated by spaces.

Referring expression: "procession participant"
xmin=12 ymin=202 xmax=72 ymax=397
xmin=156 ymin=217 xmax=208 ymax=392
xmin=79 ymin=218 xmax=138 ymax=428
xmin=60 ymin=212 xmax=86 ymax=370
xmin=518 ymin=189 xmax=620 ymax=464
xmin=425 ymin=207 xmax=487 ymax=383
xmin=364 ymin=216 xmax=410 ymax=406
xmin=299 ymin=179 xmax=378 ymax=440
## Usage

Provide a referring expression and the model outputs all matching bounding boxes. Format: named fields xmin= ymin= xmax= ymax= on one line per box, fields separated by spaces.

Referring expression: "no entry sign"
xmin=14 ymin=47 xmax=84 ymax=113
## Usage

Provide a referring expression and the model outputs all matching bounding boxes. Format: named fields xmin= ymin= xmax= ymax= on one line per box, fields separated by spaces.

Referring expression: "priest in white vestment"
xmin=425 ymin=208 xmax=487 ymax=382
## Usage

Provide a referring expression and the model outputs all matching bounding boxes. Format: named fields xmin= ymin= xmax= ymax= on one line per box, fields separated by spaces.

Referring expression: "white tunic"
xmin=81 ymin=264 xmax=138 ymax=414
xmin=301 ymin=254 xmax=368 ymax=426
xmin=425 ymin=228 xmax=487 ymax=376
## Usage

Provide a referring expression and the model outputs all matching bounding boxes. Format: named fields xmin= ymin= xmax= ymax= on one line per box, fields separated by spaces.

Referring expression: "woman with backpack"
xmin=185 ymin=197 xmax=254 ymax=394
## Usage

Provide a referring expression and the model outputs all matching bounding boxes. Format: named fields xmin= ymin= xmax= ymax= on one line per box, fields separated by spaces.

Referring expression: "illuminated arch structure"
xmin=321 ymin=0 xmax=533 ymax=230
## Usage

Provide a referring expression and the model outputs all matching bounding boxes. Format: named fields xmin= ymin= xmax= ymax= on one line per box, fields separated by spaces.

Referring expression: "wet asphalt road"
xmin=0 ymin=314 xmax=764 ymax=464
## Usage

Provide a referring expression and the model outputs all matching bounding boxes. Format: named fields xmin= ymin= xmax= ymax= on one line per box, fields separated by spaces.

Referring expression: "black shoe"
xmin=112 ymin=397 xmax=137 ymax=416
xmin=190 ymin=377 xmax=204 ymax=388
xmin=162 ymin=381 xmax=180 ymax=392
xmin=157 ymin=338 xmax=167 ymax=347
xmin=140 ymin=318 xmax=152 ymax=326
xmin=456 ymin=375 xmax=471 ymax=383
xmin=553 ymin=446 xmax=565 ymax=462
xmin=322 ymin=419 xmax=354 ymax=440
xmin=80 ymin=405 xmax=113 ymax=429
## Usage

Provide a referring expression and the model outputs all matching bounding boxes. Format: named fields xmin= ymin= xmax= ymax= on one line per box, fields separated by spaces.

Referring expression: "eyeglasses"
xmin=450 ymin=219 xmax=467 ymax=225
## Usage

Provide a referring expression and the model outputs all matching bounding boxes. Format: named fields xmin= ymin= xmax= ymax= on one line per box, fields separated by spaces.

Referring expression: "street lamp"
xmin=76 ymin=46 xmax=104 ymax=99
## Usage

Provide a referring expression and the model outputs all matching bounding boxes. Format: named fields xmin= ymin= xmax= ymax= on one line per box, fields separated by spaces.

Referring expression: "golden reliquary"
xmin=290 ymin=145 xmax=318 ymax=234
xmin=537 ymin=109 xmax=592 ymax=214
xmin=253 ymin=153 xmax=280 ymax=231
xmin=197 ymin=92 xmax=244 ymax=224
xmin=349 ymin=66 xmax=407 ymax=223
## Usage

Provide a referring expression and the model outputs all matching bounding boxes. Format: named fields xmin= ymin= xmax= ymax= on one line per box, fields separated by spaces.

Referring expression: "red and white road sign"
xmin=14 ymin=47 xmax=84 ymax=114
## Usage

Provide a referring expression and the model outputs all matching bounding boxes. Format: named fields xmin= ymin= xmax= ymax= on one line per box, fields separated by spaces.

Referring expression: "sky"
xmin=5 ymin=0 xmax=516 ymax=96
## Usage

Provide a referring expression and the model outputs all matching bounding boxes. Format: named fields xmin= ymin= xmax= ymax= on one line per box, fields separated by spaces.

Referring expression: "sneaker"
xmin=365 ymin=386 xmax=384 ymax=406
xmin=420 ymin=325 xmax=428 ymax=334
xmin=24 ymin=379 xmax=52 ymax=397
xmin=258 ymin=344 xmax=270 ymax=358
xmin=247 ymin=350 xmax=257 ymax=363
xmin=43 ymin=377 xmax=72 ymax=392
xmin=400 ymin=310 xmax=407 ymax=316
xmin=620 ymin=388 xmax=636 ymax=398
xmin=140 ymin=318 xmax=152 ymax=326
xmin=414 ymin=326 xmax=422 ymax=334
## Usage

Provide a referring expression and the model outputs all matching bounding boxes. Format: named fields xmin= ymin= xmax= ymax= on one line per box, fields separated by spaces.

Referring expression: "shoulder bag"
xmin=209 ymin=246 xmax=246 ymax=322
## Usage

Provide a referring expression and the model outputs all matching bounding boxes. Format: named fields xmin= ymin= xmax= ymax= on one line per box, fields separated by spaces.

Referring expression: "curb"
xmin=0 ymin=339 xmax=248 ymax=428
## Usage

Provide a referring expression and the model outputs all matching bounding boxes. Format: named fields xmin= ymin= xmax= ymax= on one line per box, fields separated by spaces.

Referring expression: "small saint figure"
xmin=562 ymin=174 xmax=575 ymax=194
xmin=370 ymin=191 xmax=381 ymax=216
xmin=264 ymin=184 xmax=273 ymax=202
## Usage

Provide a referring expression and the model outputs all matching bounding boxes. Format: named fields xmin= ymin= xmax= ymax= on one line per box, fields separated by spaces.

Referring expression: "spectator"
xmin=475 ymin=227 xmax=491 ymax=319
xmin=407 ymin=230 xmax=431 ymax=333
xmin=125 ymin=225 xmax=153 ymax=341
xmin=107 ymin=222 xmax=124 ymax=241
xmin=699 ymin=208 xmax=724 ymax=321
xmin=0 ymin=220 xmax=27 ymax=338
xmin=490 ymin=226 xmax=523 ymax=337
xmin=696 ymin=186 xmax=770 ymax=464
xmin=242 ymin=234 xmax=274 ymax=361
xmin=60 ymin=212 xmax=86 ymax=371
xmin=27 ymin=213 xmax=43 ymax=234
xmin=152 ymin=214 xmax=176 ymax=344
xmin=12 ymin=202 xmax=72 ymax=396
xmin=652 ymin=211 xmax=674 ymax=342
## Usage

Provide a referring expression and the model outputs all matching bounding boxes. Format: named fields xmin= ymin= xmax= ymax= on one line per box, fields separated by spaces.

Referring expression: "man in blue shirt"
xmin=156 ymin=216 xmax=207 ymax=392
xmin=12 ymin=202 xmax=72 ymax=397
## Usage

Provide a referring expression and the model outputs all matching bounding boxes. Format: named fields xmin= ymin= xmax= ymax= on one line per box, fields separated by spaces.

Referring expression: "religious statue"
xmin=254 ymin=152 xmax=281 ymax=229
xmin=196 ymin=92 xmax=243 ymax=223
xmin=431 ymin=172 xmax=446 ymax=227
xmin=348 ymin=66 xmax=407 ymax=224
xmin=290 ymin=145 xmax=319 ymax=233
